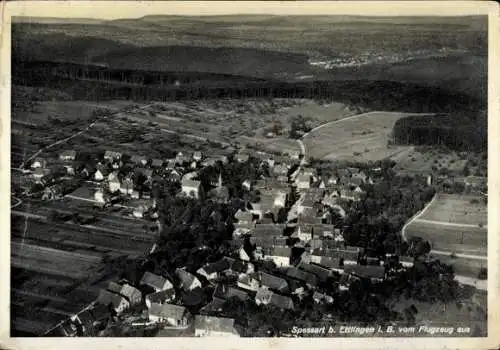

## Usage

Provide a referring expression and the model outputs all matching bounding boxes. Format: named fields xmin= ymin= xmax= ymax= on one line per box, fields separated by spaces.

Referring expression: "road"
xmin=401 ymin=193 xmax=438 ymax=242
xmin=430 ymin=250 xmax=487 ymax=261
xmin=454 ymin=276 xmax=487 ymax=291
xmin=19 ymin=103 xmax=153 ymax=169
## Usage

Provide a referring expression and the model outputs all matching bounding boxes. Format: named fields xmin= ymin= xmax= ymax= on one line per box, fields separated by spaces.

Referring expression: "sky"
xmin=5 ymin=1 xmax=493 ymax=20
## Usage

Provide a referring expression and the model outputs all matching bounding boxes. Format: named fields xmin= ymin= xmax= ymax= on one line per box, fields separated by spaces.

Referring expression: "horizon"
xmin=5 ymin=1 xmax=493 ymax=21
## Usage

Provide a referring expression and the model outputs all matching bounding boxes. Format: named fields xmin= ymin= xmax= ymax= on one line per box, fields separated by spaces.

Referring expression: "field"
xmin=405 ymin=193 xmax=487 ymax=259
xmin=392 ymin=148 xmax=469 ymax=174
xmin=419 ymin=194 xmax=487 ymax=226
xmin=10 ymin=196 xmax=157 ymax=335
xmin=302 ymin=111 xmax=423 ymax=161
xmin=406 ymin=220 xmax=486 ymax=255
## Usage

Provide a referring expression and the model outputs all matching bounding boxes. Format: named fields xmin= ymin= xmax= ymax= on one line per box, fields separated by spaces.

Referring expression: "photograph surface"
xmin=5 ymin=2 xmax=491 ymax=341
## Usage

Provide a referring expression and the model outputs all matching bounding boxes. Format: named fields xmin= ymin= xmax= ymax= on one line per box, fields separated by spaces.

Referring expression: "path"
xmin=415 ymin=218 xmax=486 ymax=229
xmin=11 ymin=197 xmax=23 ymax=209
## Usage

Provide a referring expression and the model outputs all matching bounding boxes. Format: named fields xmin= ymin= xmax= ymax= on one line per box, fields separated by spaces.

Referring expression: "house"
xmin=108 ymin=177 xmax=121 ymax=193
xmin=309 ymin=252 xmax=342 ymax=271
xmin=133 ymin=204 xmax=148 ymax=218
xmin=258 ymin=272 xmax=289 ymax=293
xmin=196 ymin=258 xmax=233 ymax=281
xmin=194 ymin=315 xmax=240 ymax=337
xmin=175 ymin=152 xmax=188 ymax=165
xmin=30 ymin=157 xmax=46 ymax=169
xmin=140 ymin=271 xmax=174 ymax=292
xmin=94 ymin=169 xmax=105 ymax=181
xmin=119 ymin=283 xmax=143 ymax=305
xmin=343 ymin=265 xmax=386 ymax=283
xmin=145 ymin=289 xmax=176 ymax=309
xmin=213 ymin=284 xmax=250 ymax=302
xmin=97 ymin=289 xmax=130 ymax=314
xmin=181 ymin=178 xmax=201 ymax=199
xmin=59 ymin=150 xmax=77 ymax=161
xmin=176 ymin=268 xmax=202 ymax=291
xmin=285 ymin=266 xmax=318 ymax=287
xmin=148 ymin=303 xmax=191 ymax=327
xmin=104 ymin=150 xmax=122 ymax=162
xmin=297 ymin=262 xmax=331 ymax=282
xmin=201 ymin=157 xmax=218 ymax=167
xmin=131 ymin=190 xmax=140 ymax=199
xmin=42 ymin=186 xmax=61 ymax=201
xmin=313 ymin=291 xmax=334 ymax=304
xmin=120 ymin=178 xmax=134 ymax=195
xmin=296 ymin=174 xmax=311 ymax=190
xmin=273 ymin=192 xmax=287 ymax=208
xmin=296 ymin=225 xmax=314 ymax=242
xmin=151 ymin=159 xmax=164 ymax=168
xmin=94 ymin=188 xmax=106 ymax=204
xmin=235 ymin=152 xmax=249 ymax=163
xmin=262 ymin=246 xmax=292 ymax=267
xmin=270 ymin=292 xmax=294 ymax=310
xmin=242 ymin=179 xmax=252 ymax=191
xmin=193 ymin=151 xmax=203 ymax=162
xmin=129 ymin=155 xmax=148 ymax=166
xmin=255 ymin=287 xmax=274 ymax=305
xmin=237 ymin=273 xmax=260 ymax=292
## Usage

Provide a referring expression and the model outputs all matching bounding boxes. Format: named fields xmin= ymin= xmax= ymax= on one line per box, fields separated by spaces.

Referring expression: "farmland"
xmin=392 ymin=147 xmax=469 ymax=174
xmin=419 ymin=194 xmax=487 ymax=226
xmin=10 ymin=195 xmax=157 ymax=335
xmin=302 ymin=111 xmax=427 ymax=161
xmin=406 ymin=220 xmax=486 ymax=255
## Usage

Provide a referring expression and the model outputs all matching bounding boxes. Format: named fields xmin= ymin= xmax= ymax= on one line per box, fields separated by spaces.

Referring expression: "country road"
xmin=401 ymin=193 xmax=438 ymax=242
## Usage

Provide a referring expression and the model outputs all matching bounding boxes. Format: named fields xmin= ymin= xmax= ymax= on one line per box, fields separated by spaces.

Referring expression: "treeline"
xmin=392 ymin=113 xmax=487 ymax=151
xmin=14 ymin=61 xmax=484 ymax=114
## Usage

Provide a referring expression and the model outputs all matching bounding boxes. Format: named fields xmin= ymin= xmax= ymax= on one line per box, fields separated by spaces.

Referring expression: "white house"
xmin=264 ymin=246 xmax=292 ymax=267
xmin=181 ymin=179 xmax=201 ymax=199
xmin=120 ymin=178 xmax=134 ymax=195
xmin=97 ymin=289 xmax=130 ymax=315
xmin=273 ymin=192 xmax=287 ymax=208
xmin=94 ymin=169 xmax=104 ymax=181
xmin=140 ymin=271 xmax=174 ymax=292
xmin=242 ymin=180 xmax=252 ymax=191
xmin=59 ymin=150 xmax=76 ymax=161
xmin=109 ymin=178 xmax=121 ymax=193
xmin=94 ymin=189 xmax=105 ymax=204
xmin=175 ymin=268 xmax=202 ymax=291
xmin=194 ymin=316 xmax=239 ymax=337
xmin=148 ymin=303 xmax=191 ymax=327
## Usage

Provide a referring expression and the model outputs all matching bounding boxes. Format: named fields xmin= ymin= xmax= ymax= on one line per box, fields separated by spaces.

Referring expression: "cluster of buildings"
xmin=39 ymin=146 xmax=419 ymax=337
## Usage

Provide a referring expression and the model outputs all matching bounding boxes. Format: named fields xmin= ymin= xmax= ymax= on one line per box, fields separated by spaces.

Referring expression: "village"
xmin=13 ymin=143 xmax=429 ymax=338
